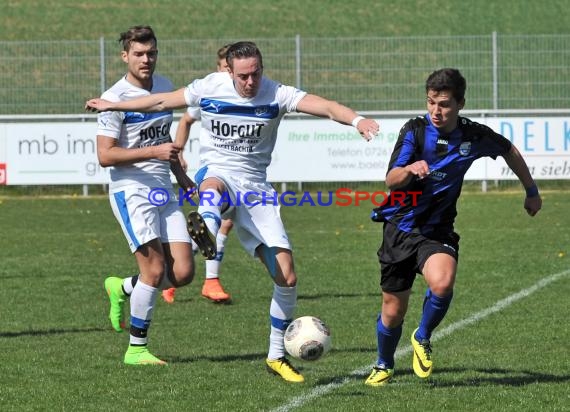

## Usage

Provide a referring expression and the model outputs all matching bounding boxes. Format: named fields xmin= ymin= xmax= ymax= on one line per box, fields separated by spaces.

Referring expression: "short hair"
xmin=118 ymin=26 xmax=157 ymax=52
xmin=226 ymin=41 xmax=263 ymax=70
xmin=425 ymin=68 xmax=466 ymax=102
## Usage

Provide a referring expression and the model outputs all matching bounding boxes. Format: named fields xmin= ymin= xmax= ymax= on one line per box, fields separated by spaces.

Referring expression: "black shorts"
xmin=378 ymin=221 xmax=460 ymax=293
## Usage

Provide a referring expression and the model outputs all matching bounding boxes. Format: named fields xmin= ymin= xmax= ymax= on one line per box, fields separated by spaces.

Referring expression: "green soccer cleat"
xmin=124 ymin=345 xmax=167 ymax=366
xmin=411 ymin=327 xmax=433 ymax=378
xmin=187 ymin=211 xmax=217 ymax=260
xmin=266 ymin=357 xmax=304 ymax=383
xmin=365 ymin=365 xmax=394 ymax=387
xmin=104 ymin=276 xmax=126 ymax=333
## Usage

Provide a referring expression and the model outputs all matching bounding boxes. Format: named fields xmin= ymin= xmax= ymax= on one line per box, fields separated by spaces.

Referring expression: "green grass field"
xmin=1 ymin=1 xmax=569 ymax=410
xmin=3 ymin=0 xmax=569 ymax=40
xmin=0 ymin=192 xmax=568 ymax=411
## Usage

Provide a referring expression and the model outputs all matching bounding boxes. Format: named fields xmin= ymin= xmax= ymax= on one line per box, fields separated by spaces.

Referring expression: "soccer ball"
xmin=284 ymin=316 xmax=331 ymax=361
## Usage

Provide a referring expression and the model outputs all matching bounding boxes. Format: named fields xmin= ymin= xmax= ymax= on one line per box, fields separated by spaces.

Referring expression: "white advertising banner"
xmin=0 ymin=116 xmax=568 ymax=185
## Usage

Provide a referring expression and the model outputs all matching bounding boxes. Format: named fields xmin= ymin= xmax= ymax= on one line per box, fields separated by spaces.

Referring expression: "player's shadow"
xmin=0 ymin=326 xmax=107 ymax=338
xmin=167 ymin=352 xmax=268 ymax=364
xmin=427 ymin=367 xmax=570 ymax=388
xmin=315 ymin=366 xmax=570 ymax=387
xmin=298 ymin=292 xmax=378 ymax=300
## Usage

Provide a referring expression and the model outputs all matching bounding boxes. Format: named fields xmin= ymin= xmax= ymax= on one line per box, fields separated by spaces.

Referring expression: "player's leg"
xmin=366 ymin=222 xmax=417 ymax=386
xmin=188 ymin=177 xmax=227 ymax=259
xmin=104 ymin=274 xmax=137 ymax=332
xmin=258 ymin=246 xmax=304 ymax=383
xmin=160 ymin=203 xmax=196 ymax=303
xmin=411 ymin=252 xmax=457 ymax=378
xmin=202 ymin=218 xmax=233 ymax=302
xmin=105 ymin=189 xmax=148 ymax=331
xmin=124 ymin=238 xmax=169 ymax=366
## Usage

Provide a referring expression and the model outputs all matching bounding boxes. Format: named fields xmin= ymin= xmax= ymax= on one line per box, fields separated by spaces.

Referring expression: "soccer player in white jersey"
xmin=86 ymin=41 xmax=380 ymax=382
xmin=96 ymin=26 xmax=201 ymax=366
xmin=162 ymin=44 xmax=234 ymax=305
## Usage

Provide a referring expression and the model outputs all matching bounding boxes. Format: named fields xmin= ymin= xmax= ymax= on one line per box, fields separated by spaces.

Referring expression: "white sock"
xmin=268 ymin=284 xmax=297 ymax=360
xmin=198 ymin=190 xmax=222 ymax=236
xmin=205 ymin=233 xmax=227 ymax=279
xmin=129 ymin=280 xmax=158 ymax=346
xmin=122 ymin=275 xmax=138 ymax=295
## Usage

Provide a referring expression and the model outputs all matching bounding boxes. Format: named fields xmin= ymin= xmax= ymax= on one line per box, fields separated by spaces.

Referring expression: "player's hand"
xmin=153 ymin=143 xmax=180 ymax=162
xmin=524 ymin=194 xmax=542 ymax=216
xmin=85 ymin=98 xmax=113 ymax=112
xmin=355 ymin=118 xmax=380 ymax=141
xmin=406 ymin=160 xmax=431 ymax=180
xmin=178 ymin=152 xmax=188 ymax=172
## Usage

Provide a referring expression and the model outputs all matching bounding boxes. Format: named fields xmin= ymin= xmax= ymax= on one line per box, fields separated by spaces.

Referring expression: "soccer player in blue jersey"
xmin=96 ymin=26 xmax=202 ymax=366
xmin=86 ymin=41 xmax=379 ymax=382
xmin=364 ymin=68 xmax=542 ymax=386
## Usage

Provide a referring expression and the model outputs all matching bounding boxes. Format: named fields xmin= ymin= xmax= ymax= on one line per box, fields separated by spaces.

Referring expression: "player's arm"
xmin=97 ymin=135 xmax=180 ymax=167
xmin=502 ymin=145 xmax=542 ymax=216
xmin=174 ymin=111 xmax=197 ymax=148
xmin=384 ymin=123 xmax=429 ymax=189
xmin=170 ymin=158 xmax=195 ymax=192
xmin=86 ymin=88 xmax=187 ymax=113
xmin=296 ymin=94 xmax=379 ymax=141
xmin=385 ymin=161 xmax=430 ymax=190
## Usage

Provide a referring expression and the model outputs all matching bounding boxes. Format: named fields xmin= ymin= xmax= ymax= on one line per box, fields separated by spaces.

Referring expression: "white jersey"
xmin=183 ymin=71 xmax=307 ymax=181
xmin=97 ymin=74 xmax=174 ymax=190
xmin=186 ymin=106 xmax=201 ymax=120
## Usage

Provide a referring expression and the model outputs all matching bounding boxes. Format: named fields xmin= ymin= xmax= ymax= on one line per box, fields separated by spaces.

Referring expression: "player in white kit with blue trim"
xmin=86 ymin=41 xmax=380 ymax=381
xmin=95 ymin=26 xmax=197 ymax=366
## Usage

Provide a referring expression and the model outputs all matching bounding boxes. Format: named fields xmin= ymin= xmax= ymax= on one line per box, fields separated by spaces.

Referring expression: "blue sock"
xmin=416 ymin=288 xmax=453 ymax=341
xmin=376 ymin=314 xmax=402 ymax=369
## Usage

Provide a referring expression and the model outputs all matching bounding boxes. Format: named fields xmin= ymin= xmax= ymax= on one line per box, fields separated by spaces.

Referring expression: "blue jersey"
xmin=372 ymin=114 xmax=512 ymax=236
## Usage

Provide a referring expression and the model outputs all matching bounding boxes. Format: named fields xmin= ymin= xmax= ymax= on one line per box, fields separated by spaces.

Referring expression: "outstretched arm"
xmin=295 ymin=94 xmax=379 ymax=141
xmin=85 ymin=88 xmax=187 ymax=113
xmin=503 ymin=145 xmax=542 ymax=216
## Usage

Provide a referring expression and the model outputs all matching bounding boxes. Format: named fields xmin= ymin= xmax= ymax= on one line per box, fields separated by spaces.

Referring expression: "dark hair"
xmin=425 ymin=68 xmax=466 ymax=102
xmin=225 ymin=41 xmax=263 ymax=70
xmin=118 ymin=26 xmax=157 ymax=52
xmin=217 ymin=43 xmax=232 ymax=61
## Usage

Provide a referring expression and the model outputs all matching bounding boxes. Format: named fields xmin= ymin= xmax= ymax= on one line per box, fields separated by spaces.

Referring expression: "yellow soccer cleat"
xmin=411 ymin=327 xmax=433 ymax=378
xmin=266 ymin=357 xmax=304 ymax=383
xmin=364 ymin=365 xmax=394 ymax=387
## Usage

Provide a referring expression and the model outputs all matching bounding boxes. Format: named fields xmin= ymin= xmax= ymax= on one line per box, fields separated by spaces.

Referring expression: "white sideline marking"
xmin=270 ymin=269 xmax=570 ymax=412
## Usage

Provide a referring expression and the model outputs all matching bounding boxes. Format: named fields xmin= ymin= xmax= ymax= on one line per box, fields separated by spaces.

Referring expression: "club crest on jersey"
xmin=459 ymin=142 xmax=471 ymax=156
xmin=255 ymin=106 xmax=269 ymax=116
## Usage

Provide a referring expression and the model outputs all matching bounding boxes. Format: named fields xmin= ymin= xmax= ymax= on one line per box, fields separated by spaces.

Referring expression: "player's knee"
xmin=170 ymin=264 xmax=195 ymax=287
xmin=429 ymin=277 xmax=455 ymax=296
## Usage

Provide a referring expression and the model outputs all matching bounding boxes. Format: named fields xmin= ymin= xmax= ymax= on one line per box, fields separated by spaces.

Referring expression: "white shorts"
xmin=109 ymin=186 xmax=191 ymax=253
xmin=196 ymin=167 xmax=292 ymax=256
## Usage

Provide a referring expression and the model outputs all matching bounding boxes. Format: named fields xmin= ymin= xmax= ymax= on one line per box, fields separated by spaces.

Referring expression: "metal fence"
xmin=1 ymin=33 xmax=569 ymax=115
